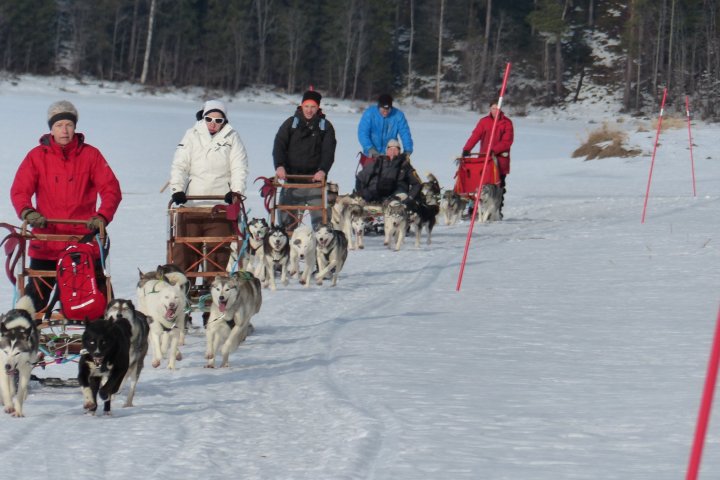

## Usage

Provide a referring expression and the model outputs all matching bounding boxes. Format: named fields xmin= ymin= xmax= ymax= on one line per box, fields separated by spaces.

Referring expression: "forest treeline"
xmin=2 ymin=0 xmax=719 ymax=118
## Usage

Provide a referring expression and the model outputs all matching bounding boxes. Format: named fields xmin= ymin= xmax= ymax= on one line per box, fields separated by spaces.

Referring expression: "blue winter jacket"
xmin=357 ymin=105 xmax=414 ymax=156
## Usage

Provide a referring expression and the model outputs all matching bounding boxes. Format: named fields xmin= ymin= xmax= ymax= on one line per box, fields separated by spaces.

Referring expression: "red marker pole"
xmin=686 ymin=95 xmax=697 ymax=197
xmin=641 ymin=87 xmax=668 ymax=224
xmin=686 ymin=307 xmax=720 ymax=480
xmin=456 ymin=62 xmax=511 ymax=292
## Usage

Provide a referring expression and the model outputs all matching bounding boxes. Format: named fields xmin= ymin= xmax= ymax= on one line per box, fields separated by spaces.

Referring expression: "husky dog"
xmin=314 ymin=224 xmax=349 ymax=287
xmin=288 ymin=225 xmax=317 ymax=287
xmin=206 ymin=273 xmax=262 ymax=368
xmin=421 ymin=173 xmax=442 ymax=205
xmin=440 ymin=190 xmax=469 ymax=225
xmin=263 ymin=225 xmax=290 ymax=291
xmin=479 ymin=183 xmax=503 ymax=222
xmin=406 ymin=195 xmax=439 ymax=247
xmin=0 ymin=296 xmax=38 ymax=417
xmin=138 ymin=265 xmax=189 ymax=344
xmin=78 ymin=318 xmax=131 ymax=416
xmin=104 ymin=299 xmax=149 ymax=407
xmin=382 ymin=198 xmax=408 ymax=251
xmin=227 ymin=217 xmax=268 ymax=279
xmin=331 ymin=194 xmax=367 ymax=250
xmin=137 ymin=278 xmax=187 ymax=369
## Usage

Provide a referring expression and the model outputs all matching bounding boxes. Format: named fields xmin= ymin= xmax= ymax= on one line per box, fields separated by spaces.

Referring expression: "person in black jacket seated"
xmin=272 ymin=89 xmax=337 ymax=228
xmin=355 ymin=139 xmax=421 ymax=203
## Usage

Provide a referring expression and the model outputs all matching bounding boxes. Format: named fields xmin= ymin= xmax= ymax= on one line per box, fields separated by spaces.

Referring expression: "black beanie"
xmin=302 ymin=90 xmax=322 ymax=105
xmin=378 ymin=93 xmax=393 ymax=109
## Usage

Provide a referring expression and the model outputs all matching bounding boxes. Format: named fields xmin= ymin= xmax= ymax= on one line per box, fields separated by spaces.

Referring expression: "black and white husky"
xmin=263 ymin=225 xmax=290 ymax=291
xmin=206 ymin=273 xmax=262 ymax=368
xmin=288 ymin=225 xmax=317 ymax=287
xmin=104 ymin=299 xmax=149 ymax=407
xmin=314 ymin=224 xmax=349 ymax=287
xmin=136 ymin=277 xmax=187 ymax=369
xmin=406 ymin=185 xmax=440 ymax=247
xmin=78 ymin=318 xmax=131 ymax=416
xmin=331 ymin=194 xmax=367 ymax=250
xmin=0 ymin=296 xmax=38 ymax=417
xmin=382 ymin=198 xmax=408 ymax=251
xmin=479 ymin=183 xmax=503 ymax=222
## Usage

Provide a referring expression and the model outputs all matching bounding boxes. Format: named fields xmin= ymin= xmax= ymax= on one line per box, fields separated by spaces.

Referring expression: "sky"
xmin=0 ymin=75 xmax=719 ymax=479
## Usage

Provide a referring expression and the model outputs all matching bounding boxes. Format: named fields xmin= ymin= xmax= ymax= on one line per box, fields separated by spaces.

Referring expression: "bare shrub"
xmin=573 ymin=122 xmax=642 ymax=160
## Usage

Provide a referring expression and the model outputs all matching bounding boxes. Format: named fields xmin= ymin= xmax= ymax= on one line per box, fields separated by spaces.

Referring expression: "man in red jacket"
xmin=10 ymin=100 xmax=122 ymax=310
xmin=461 ymin=102 xmax=514 ymax=217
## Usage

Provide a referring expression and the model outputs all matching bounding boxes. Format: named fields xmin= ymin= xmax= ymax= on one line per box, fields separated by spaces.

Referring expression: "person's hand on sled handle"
xmin=86 ymin=215 xmax=106 ymax=231
xmin=21 ymin=208 xmax=47 ymax=228
xmin=312 ymin=170 xmax=326 ymax=182
xmin=275 ymin=166 xmax=287 ymax=181
xmin=224 ymin=191 xmax=237 ymax=204
xmin=462 ymin=150 xmax=471 ymax=157
xmin=368 ymin=147 xmax=380 ymax=158
xmin=171 ymin=191 xmax=187 ymax=205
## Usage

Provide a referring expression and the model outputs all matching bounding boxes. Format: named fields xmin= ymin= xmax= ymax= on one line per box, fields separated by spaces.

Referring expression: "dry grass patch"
xmin=652 ymin=115 xmax=685 ymax=131
xmin=573 ymin=122 xmax=642 ymax=160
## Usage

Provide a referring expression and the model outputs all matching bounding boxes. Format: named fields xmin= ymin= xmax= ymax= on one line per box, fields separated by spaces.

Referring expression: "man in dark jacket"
xmin=273 ymin=89 xmax=337 ymax=228
xmin=355 ymin=139 xmax=421 ymax=203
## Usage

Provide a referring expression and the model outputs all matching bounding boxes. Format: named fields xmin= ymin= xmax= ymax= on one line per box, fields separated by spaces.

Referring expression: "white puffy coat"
xmin=169 ymin=121 xmax=248 ymax=201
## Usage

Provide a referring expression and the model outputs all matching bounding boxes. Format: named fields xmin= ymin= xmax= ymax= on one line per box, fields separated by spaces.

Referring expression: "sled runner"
xmin=0 ymin=219 xmax=113 ymax=387
xmin=166 ymin=194 xmax=248 ymax=313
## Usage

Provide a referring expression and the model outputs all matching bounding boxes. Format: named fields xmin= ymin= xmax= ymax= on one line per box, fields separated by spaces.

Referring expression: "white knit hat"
xmin=202 ymin=100 xmax=227 ymax=119
xmin=387 ymin=139 xmax=401 ymax=149
xmin=47 ymin=100 xmax=78 ymax=129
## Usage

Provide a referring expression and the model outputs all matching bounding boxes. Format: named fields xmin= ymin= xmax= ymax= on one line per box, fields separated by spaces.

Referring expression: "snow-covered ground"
xmin=0 ymin=75 xmax=718 ymax=479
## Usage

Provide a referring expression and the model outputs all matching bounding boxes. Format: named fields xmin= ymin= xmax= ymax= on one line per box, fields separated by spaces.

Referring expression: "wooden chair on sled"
xmin=269 ymin=175 xmax=328 ymax=232
xmin=166 ymin=194 xmax=247 ymax=312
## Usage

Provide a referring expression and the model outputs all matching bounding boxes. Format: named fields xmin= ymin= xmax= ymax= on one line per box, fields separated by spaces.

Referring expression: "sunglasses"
xmin=204 ymin=116 xmax=226 ymax=124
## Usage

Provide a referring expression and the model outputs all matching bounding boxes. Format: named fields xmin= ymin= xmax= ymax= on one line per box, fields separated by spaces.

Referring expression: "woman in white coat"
xmin=169 ymin=99 xmax=249 ymax=284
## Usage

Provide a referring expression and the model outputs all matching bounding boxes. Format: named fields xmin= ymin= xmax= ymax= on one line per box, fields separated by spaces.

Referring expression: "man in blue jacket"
xmin=358 ymin=94 xmax=413 ymax=158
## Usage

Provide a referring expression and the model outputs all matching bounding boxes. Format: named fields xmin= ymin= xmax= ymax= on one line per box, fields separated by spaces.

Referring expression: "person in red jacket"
xmin=10 ymin=100 xmax=122 ymax=310
xmin=461 ymin=102 xmax=514 ymax=217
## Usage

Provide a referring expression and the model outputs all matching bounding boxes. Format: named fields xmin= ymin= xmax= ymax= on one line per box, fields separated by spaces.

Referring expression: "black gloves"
xmin=22 ymin=209 xmax=47 ymax=228
xmin=171 ymin=192 xmax=187 ymax=205
xmin=224 ymin=191 xmax=234 ymax=204
xmin=86 ymin=215 xmax=106 ymax=231
xmin=462 ymin=150 xmax=471 ymax=157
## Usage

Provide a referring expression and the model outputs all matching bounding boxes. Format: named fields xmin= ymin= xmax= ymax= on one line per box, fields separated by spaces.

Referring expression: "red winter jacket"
xmin=10 ymin=133 xmax=122 ymax=260
xmin=462 ymin=112 xmax=514 ymax=175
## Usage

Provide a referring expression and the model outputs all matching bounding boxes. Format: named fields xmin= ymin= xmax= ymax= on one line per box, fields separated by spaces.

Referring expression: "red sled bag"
xmin=55 ymin=242 xmax=106 ymax=321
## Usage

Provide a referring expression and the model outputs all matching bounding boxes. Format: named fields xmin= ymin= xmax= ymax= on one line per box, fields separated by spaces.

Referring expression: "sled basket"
xmin=454 ymin=154 xmax=500 ymax=196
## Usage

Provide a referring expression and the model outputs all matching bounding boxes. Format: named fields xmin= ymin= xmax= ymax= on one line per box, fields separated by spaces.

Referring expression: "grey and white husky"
xmin=104 ymin=298 xmax=150 ymax=407
xmin=0 ymin=295 xmax=38 ymax=417
xmin=440 ymin=190 xmax=468 ymax=225
xmin=382 ymin=198 xmax=408 ymax=251
xmin=479 ymin=183 xmax=503 ymax=222
xmin=314 ymin=224 xmax=349 ymax=287
xmin=206 ymin=273 xmax=262 ymax=368
xmin=227 ymin=217 xmax=268 ymax=279
xmin=331 ymin=194 xmax=367 ymax=250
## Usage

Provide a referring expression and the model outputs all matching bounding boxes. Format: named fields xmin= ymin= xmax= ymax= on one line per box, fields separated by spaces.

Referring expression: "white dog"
xmin=136 ymin=278 xmax=187 ymax=370
xmin=331 ymin=194 xmax=367 ymax=250
xmin=205 ymin=273 xmax=262 ymax=368
xmin=0 ymin=296 xmax=38 ymax=417
xmin=314 ymin=224 xmax=349 ymax=287
xmin=382 ymin=198 xmax=408 ymax=251
xmin=288 ymin=225 xmax=317 ymax=287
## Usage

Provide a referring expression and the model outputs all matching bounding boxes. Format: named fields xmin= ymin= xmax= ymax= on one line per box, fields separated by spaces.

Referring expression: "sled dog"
xmin=78 ymin=318 xmax=131 ymax=416
xmin=479 ymin=183 xmax=503 ymax=222
xmin=314 ymin=224 xmax=349 ymax=287
xmin=288 ymin=225 xmax=317 ymax=287
xmin=406 ymin=195 xmax=439 ymax=247
xmin=206 ymin=273 xmax=262 ymax=368
xmin=137 ymin=264 xmax=190 ymax=342
xmin=262 ymin=226 xmax=290 ymax=291
xmin=440 ymin=190 xmax=468 ymax=226
xmin=0 ymin=296 xmax=38 ymax=417
xmin=421 ymin=173 xmax=442 ymax=205
xmin=331 ymin=194 xmax=367 ymax=250
xmin=227 ymin=217 xmax=268 ymax=279
xmin=136 ymin=277 xmax=187 ymax=369
xmin=382 ymin=198 xmax=408 ymax=251
xmin=104 ymin=299 xmax=149 ymax=407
